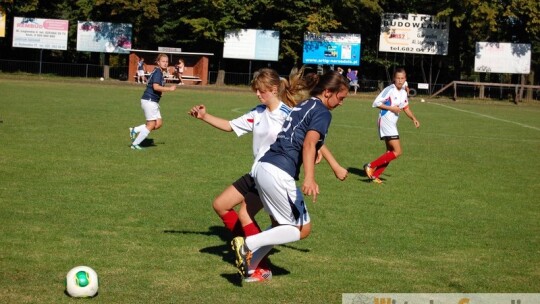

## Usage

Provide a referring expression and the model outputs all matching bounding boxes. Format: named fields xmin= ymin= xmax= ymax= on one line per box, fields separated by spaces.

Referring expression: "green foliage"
xmin=0 ymin=0 xmax=538 ymax=81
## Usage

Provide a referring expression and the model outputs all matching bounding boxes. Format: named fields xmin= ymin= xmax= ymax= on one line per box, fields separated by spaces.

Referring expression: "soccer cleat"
xmin=244 ymin=268 xmax=272 ymax=283
xmin=231 ymin=237 xmax=252 ymax=277
xmin=372 ymin=177 xmax=383 ymax=184
xmin=364 ymin=163 xmax=375 ymax=179
xmin=130 ymin=144 xmax=143 ymax=150
xmin=129 ymin=127 xmax=137 ymax=141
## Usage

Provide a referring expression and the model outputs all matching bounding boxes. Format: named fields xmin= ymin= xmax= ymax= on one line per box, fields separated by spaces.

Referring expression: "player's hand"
xmin=188 ymin=104 xmax=206 ymax=119
xmin=302 ymin=179 xmax=319 ymax=203
xmin=413 ymin=119 xmax=420 ymax=128
xmin=334 ymin=166 xmax=349 ymax=181
xmin=390 ymin=106 xmax=401 ymax=114
xmin=170 ymin=85 xmax=177 ymax=92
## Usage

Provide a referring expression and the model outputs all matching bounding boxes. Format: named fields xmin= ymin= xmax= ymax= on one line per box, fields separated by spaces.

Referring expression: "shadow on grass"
xmin=348 ymin=166 xmax=388 ymax=183
xmin=164 ymin=226 xmax=319 ymax=284
xmin=128 ymin=138 xmax=167 ymax=149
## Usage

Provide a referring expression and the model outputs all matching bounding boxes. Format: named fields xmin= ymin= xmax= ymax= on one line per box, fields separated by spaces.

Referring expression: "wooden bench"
xmin=165 ymin=75 xmax=202 ymax=85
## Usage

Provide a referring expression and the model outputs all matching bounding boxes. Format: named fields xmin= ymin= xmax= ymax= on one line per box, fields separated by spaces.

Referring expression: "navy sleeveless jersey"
xmin=259 ymin=97 xmax=332 ymax=180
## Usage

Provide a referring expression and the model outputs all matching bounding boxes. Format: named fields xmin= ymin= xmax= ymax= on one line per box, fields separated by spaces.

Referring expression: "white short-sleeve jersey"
xmin=229 ymin=102 xmax=292 ymax=162
xmin=372 ymin=84 xmax=409 ymax=137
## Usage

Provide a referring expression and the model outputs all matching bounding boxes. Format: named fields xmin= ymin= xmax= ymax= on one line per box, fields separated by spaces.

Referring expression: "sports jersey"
xmin=372 ymin=84 xmax=409 ymax=136
xmin=141 ymin=68 xmax=165 ymax=102
xmin=259 ymin=97 xmax=332 ymax=180
xmin=229 ymin=101 xmax=292 ymax=163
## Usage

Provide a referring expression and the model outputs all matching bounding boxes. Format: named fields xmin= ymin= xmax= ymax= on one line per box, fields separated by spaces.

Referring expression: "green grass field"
xmin=1 ymin=76 xmax=539 ymax=303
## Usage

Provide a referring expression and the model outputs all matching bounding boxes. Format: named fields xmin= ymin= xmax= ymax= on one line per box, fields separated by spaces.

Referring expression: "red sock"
xmin=371 ymin=151 xmax=396 ymax=169
xmin=221 ymin=210 xmax=244 ymax=237
xmin=242 ymin=222 xmax=261 ymax=237
xmin=373 ymin=163 xmax=388 ymax=178
xmin=243 ymin=221 xmax=271 ymax=270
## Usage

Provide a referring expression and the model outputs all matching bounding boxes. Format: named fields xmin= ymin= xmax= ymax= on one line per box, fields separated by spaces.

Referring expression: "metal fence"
xmin=1 ymin=59 xmax=537 ymax=101
xmin=0 ymin=59 xmax=128 ymax=79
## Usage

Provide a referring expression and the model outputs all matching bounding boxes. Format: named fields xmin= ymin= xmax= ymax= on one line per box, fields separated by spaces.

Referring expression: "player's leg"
xmin=212 ymin=184 xmax=246 ymax=237
xmin=239 ymin=197 xmax=262 ymax=236
xmin=245 ymin=163 xmax=308 ymax=253
xmin=372 ymin=138 xmax=401 ymax=179
xmin=132 ymin=100 xmax=159 ymax=148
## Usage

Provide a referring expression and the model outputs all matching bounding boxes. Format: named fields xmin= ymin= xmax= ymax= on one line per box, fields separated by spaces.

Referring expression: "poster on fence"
xmin=0 ymin=6 xmax=5 ymax=37
xmin=76 ymin=21 xmax=132 ymax=54
xmin=474 ymin=42 xmax=531 ymax=74
xmin=302 ymin=32 xmax=361 ymax=66
xmin=223 ymin=29 xmax=280 ymax=61
xmin=379 ymin=13 xmax=449 ymax=55
xmin=12 ymin=17 xmax=68 ymax=50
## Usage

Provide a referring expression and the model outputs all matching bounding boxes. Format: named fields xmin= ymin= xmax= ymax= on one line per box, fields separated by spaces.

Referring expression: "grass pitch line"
xmin=432 ymin=102 xmax=540 ymax=131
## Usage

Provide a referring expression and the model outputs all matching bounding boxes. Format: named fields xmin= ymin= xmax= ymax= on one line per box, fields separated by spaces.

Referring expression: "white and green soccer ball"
xmin=65 ymin=266 xmax=99 ymax=298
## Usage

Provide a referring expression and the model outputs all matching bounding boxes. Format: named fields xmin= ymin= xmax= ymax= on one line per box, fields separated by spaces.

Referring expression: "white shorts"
xmin=140 ymin=99 xmax=161 ymax=121
xmin=137 ymin=70 xmax=145 ymax=76
xmin=252 ymin=162 xmax=310 ymax=226
xmin=378 ymin=117 xmax=398 ymax=139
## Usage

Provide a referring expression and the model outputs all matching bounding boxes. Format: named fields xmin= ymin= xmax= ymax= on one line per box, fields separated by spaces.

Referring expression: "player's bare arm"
xmin=319 ymin=144 xmax=348 ymax=181
xmin=378 ymin=103 xmax=401 ymax=114
xmin=152 ymin=83 xmax=176 ymax=92
xmin=302 ymin=130 xmax=320 ymax=202
xmin=403 ymin=107 xmax=420 ymax=128
xmin=188 ymin=105 xmax=233 ymax=131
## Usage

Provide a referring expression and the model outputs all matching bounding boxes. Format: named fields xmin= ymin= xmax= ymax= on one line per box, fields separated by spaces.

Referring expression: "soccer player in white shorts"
xmin=363 ymin=68 xmax=420 ymax=183
xmin=128 ymin=54 xmax=176 ymax=150
xmin=231 ymin=70 xmax=350 ymax=279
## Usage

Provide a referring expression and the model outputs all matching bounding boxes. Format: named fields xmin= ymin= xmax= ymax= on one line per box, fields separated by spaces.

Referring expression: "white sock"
xmin=132 ymin=127 xmax=150 ymax=145
xmin=245 ymin=225 xmax=300 ymax=252
xmin=133 ymin=124 xmax=146 ymax=133
xmin=248 ymin=245 xmax=273 ymax=272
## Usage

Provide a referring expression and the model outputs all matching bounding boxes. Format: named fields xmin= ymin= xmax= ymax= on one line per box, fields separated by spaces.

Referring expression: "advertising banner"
xmin=12 ymin=17 xmax=68 ymax=50
xmin=302 ymin=32 xmax=361 ymax=66
xmin=379 ymin=13 xmax=449 ymax=55
xmin=223 ymin=29 xmax=280 ymax=61
xmin=343 ymin=293 xmax=540 ymax=304
xmin=474 ymin=42 xmax=531 ymax=74
xmin=0 ymin=7 xmax=5 ymax=37
xmin=76 ymin=21 xmax=132 ymax=53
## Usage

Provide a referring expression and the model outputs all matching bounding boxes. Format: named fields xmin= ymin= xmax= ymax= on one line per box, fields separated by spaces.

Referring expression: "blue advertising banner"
xmin=303 ymin=32 xmax=361 ymax=66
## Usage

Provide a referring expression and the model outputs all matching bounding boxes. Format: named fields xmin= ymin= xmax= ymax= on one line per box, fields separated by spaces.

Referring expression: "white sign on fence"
xmin=418 ymin=83 xmax=429 ymax=89
xmin=474 ymin=42 xmax=531 ymax=74
xmin=12 ymin=17 xmax=68 ymax=50
xmin=379 ymin=13 xmax=449 ymax=55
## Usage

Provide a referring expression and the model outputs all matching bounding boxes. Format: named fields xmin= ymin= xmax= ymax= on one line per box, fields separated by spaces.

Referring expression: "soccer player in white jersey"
xmin=189 ymin=68 xmax=348 ymax=282
xmin=231 ymin=70 xmax=350 ymax=279
xmin=364 ymin=68 xmax=420 ymax=183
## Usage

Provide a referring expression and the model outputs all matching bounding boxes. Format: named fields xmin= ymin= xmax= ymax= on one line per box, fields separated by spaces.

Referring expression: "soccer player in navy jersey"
xmin=129 ymin=54 xmax=176 ymax=150
xmin=231 ymin=70 xmax=350 ymax=278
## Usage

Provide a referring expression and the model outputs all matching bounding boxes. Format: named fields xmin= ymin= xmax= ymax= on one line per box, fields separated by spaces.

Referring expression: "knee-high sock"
xmin=373 ymin=163 xmax=388 ymax=178
xmin=133 ymin=124 xmax=146 ymax=133
xmin=243 ymin=222 xmax=272 ymax=269
xmin=245 ymin=225 xmax=300 ymax=252
xmin=370 ymin=151 xmax=396 ymax=169
xmin=249 ymin=245 xmax=273 ymax=272
xmin=221 ymin=210 xmax=244 ymax=237
xmin=132 ymin=127 xmax=150 ymax=145
xmin=242 ymin=222 xmax=261 ymax=237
